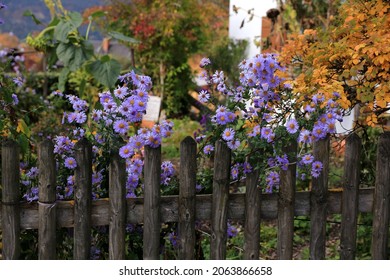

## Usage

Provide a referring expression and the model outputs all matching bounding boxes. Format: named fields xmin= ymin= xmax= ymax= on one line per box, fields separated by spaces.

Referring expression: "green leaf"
xmin=18 ymin=134 xmax=29 ymax=156
xmin=54 ymin=12 xmax=83 ymax=43
xmin=86 ymin=56 xmax=121 ymax=90
xmin=17 ymin=119 xmax=31 ymax=138
xmin=56 ymin=41 xmax=94 ymax=71
xmin=108 ymin=31 xmax=140 ymax=44
xmin=90 ymin=10 xmax=107 ymax=19
xmin=58 ymin=67 xmax=70 ymax=92
xmin=23 ymin=10 xmax=42 ymax=25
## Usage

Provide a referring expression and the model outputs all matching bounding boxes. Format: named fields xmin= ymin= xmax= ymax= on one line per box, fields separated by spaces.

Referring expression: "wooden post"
xmin=243 ymin=169 xmax=261 ymax=260
xmin=38 ymin=140 xmax=57 ymax=260
xmin=371 ymin=132 xmax=390 ymax=259
xmin=178 ymin=136 xmax=197 ymax=259
xmin=277 ymin=140 xmax=297 ymax=259
xmin=340 ymin=133 xmax=361 ymax=260
xmin=109 ymin=151 xmax=127 ymax=260
xmin=73 ymin=138 xmax=92 ymax=260
xmin=143 ymin=145 xmax=161 ymax=260
xmin=210 ymin=140 xmax=231 ymax=260
xmin=1 ymin=139 xmax=21 ymax=260
xmin=309 ymin=136 xmax=330 ymax=260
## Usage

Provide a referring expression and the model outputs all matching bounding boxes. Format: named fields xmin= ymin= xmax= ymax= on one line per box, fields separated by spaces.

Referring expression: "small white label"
xmin=143 ymin=96 xmax=161 ymax=122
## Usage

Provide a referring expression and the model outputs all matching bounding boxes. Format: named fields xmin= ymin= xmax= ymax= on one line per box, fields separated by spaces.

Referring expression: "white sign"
xmin=143 ymin=96 xmax=161 ymax=122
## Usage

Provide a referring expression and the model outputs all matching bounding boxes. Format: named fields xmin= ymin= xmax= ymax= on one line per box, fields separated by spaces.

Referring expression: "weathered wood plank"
xmin=143 ymin=145 xmax=161 ymax=260
xmin=371 ymin=132 xmax=390 ymax=259
xmin=243 ymin=169 xmax=261 ymax=260
xmin=178 ymin=136 xmax=197 ymax=259
xmin=108 ymin=151 xmax=127 ymax=260
xmin=73 ymin=138 xmax=92 ymax=260
xmin=277 ymin=140 xmax=297 ymax=259
xmin=340 ymin=133 xmax=361 ymax=260
xmin=1 ymin=139 xmax=21 ymax=260
xmin=4 ymin=189 xmax=375 ymax=230
xmin=38 ymin=140 xmax=57 ymax=260
xmin=310 ymin=136 xmax=330 ymax=260
xmin=210 ymin=140 xmax=231 ymax=260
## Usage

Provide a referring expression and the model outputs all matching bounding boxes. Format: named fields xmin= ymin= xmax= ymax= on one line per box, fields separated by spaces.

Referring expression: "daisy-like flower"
xmin=285 ymin=119 xmax=299 ymax=134
xmin=200 ymin=57 xmax=211 ymax=67
xmin=212 ymin=70 xmax=224 ymax=84
xmin=227 ymin=139 xmax=241 ymax=150
xmin=301 ymin=154 xmax=314 ymax=165
xmin=198 ymin=90 xmax=210 ymax=103
xmin=119 ymin=144 xmax=134 ymax=159
xmin=114 ymin=86 xmax=128 ymax=99
xmin=311 ymin=161 xmax=323 ymax=178
xmin=222 ymin=128 xmax=235 ymax=141
xmin=75 ymin=112 xmax=87 ymax=124
xmin=113 ymin=119 xmax=129 ymax=135
xmin=298 ymin=129 xmax=312 ymax=144
xmin=203 ymin=144 xmax=214 ymax=155
xmin=64 ymin=157 xmax=77 ymax=169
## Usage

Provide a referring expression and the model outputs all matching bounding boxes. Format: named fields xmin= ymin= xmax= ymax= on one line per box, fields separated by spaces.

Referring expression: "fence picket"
xmin=178 ymin=136 xmax=197 ymax=259
xmin=371 ymin=132 xmax=390 ymax=259
xmin=243 ymin=169 xmax=261 ymax=260
xmin=1 ymin=139 xmax=21 ymax=260
xmin=277 ymin=140 xmax=297 ymax=260
xmin=340 ymin=133 xmax=361 ymax=259
xmin=210 ymin=140 xmax=231 ymax=260
xmin=109 ymin=151 xmax=127 ymax=260
xmin=73 ymin=138 xmax=93 ymax=260
xmin=38 ymin=140 xmax=57 ymax=260
xmin=309 ymin=136 xmax=330 ymax=260
xmin=143 ymin=145 xmax=161 ymax=260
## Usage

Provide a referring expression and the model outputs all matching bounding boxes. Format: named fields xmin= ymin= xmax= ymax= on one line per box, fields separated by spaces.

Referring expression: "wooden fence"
xmin=0 ymin=132 xmax=390 ymax=260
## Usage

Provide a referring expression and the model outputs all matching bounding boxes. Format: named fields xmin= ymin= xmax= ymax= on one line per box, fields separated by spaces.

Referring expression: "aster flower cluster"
xmin=196 ymin=54 xmax=345 ymax=192
xmin=21 ymin=71 xmax=175 ymax=202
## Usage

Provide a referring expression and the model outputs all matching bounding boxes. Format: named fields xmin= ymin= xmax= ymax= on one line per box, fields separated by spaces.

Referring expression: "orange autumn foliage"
xmin=278 ymin=0 xmax=390 ymax=127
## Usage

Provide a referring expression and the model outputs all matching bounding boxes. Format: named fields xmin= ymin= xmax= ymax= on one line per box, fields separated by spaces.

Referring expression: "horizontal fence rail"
xmin=0 ymin=131 xmax=389 ymax=260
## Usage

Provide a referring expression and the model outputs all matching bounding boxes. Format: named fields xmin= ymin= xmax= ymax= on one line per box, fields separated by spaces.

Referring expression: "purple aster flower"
xmin=212 ymin=70 xmax=224 ymax=84
xmin=103 ymin=100 xmax=117 ymax=113
xmin=72 ymin=99 xmax=88 ymax=112
xmin=312 ymin=124 xmax=327 ymax=140
xmin=75 ymin=112 xmax=87 ymax=124
xmin=92 ymin=170 xmax=104 ymax=185
xmin=261 ymin=127 xmax=275 ymax=143
xmin=217 ymin=82 xmax=227 ymax=93
xmin=11 ymin=94 xmax=19 ymax=105
xmin=64 ymin=157 xmax=77 ymax=169
xmin=113 ymin=119 xmax=129 ymax=135
xmin=203 ymin=144 xmax=214 ymax=155
xmin=99 ymin=91 xmax=113 ymax=105
xmin=196 ymin=184 xmax=204 ymax=193
xmin=285 ymin=119 xmax=299 ymax=134
xmin=298 ymin=129 xmax=312 ymax=144
xmin=301 ymin=154 xmax=314 ymax=165
xmin=227 ymin=223 xmax=238 ymax=238
xmin=198 ymin=89 xmax=210 ymax=103
xmin=26 ymin=167 xmax=39 ymax=179
xmin=168 ymin=231 xmax=179 ymax=248
xmin=119 ymin=144 xmax=134 ymax=159
xmin=266 ymin=171 xmax=280 ymax=193
xmin=277 ymin=154 xmax=289 ymax=171
xmin=13 ymin=77 xmax=24 ymax=87
xmin=114 ymin=86 xmax=128 ymax=99
xmin=222 ymin=128 xmax=235 ymax=141
xmin=66 ymin=112 xmax=77 ymax=123
xmin=215 ymin=111 xmax=229 ymax=125
xmin=64 ymin=185 xmax=73 ymax=198
xmin=126 ymin=174 xmax=139 ymax=189
xmin=161 ymin=161 xmax=175 ymax=186
xmin=243 ymin=162 xmax=252 ymax=174
xmin=231 ymin=163 xmax=240 ymax=180
xmin=91 ymin=109 xmax=103 ymax=122
xmin=311 ymin=161 xmax=323 ymax=178
xmin=145 ymin=132 xmax=161 ymax=148
xmin=227 ymin=139 xmax=241 ymax=150
xmin=51 ymin=90 xmax=63 ymax=97
xmin=200 ymin=57 xmax=211 ymax=67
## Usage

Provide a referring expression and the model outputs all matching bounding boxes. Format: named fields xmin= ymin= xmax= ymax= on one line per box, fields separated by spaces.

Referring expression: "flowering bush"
xmin=195 ymin=54 xmax=344 ymax=192
xmin=22 ymin=71 xmax=175 ymax=202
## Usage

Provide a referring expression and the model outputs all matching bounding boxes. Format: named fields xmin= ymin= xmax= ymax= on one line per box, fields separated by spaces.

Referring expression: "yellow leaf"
xmin=16 ymin=119 xmax=31 ymax=138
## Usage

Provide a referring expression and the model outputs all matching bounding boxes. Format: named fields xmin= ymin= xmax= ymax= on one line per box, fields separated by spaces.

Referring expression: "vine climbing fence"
xmin=0 ymin=132 xmax=389 ymax=260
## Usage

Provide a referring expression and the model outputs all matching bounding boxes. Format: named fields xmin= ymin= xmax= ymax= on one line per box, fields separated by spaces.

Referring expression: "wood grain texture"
xmin=143 ymin=145 xmax=161 ymax=260
xmin=178 ymin=137 xmax=197 ymax=259
xmin=243 ymin=169 xmax=261 ymax=260
xmin=310 ymin=136 xmax=330 ymax=260
xmin=210 ymin=140 xmax=231 ymax=260
xmin=108 ymin=151 xmax=126 ymax=260
xmin=340 ymin=133 xmax=361 ymax=260
xmin=277 ymin=140 xmax=297 ymax=260
xmin=73 ymin=138 xmax=92 ymax=260
xmin=38 ymin=140 xmax=57 ymax=260
xmin=371 ymin=132 xmax=390 ymax=259
xmin=1 ymin=139 xmax=21 ymax=260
